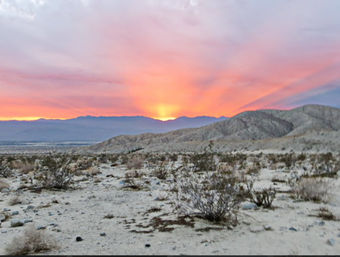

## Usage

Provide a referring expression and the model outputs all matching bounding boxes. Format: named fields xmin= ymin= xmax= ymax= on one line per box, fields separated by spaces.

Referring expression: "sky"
xmin=0 ymin=0 xmax=339 ymax=121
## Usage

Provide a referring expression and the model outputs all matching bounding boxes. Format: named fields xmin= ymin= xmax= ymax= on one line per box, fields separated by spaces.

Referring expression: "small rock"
xmin=76 ymin=236 xmax=83 ymax=242
xmin=241 ymin=202 xmax=258 ymax=210
xmin=11 ymin=211 xmax=19 ymax=216
xmin=100 ymin=232 xmax=106 ymax=237
xmin=0 ymin=214 xmax=6 ymax=222
xmin=11 ymin=219 xmax=25 ymax=227
xmin=145 ymin=243 xmax=151 ymax=248
xmin=37 ymin=225 xmax=46 ymax=230
xmin=24 ymin=219 xmax=33 ymax=224
xmin=337 ymin=233 xmax=340 ymax=238
xmin=3 ymin=208 xmax=10 ymax=212
xmin=327 ymin=239 xmax=335 ymax=246
xmin=289 ymin=227 xmax=297 ymax=232
xmin=250 ymin=226 xmax=264 ymax=233
xmin=264 ymin=225 xmax=272 ymax=231
xmin=26 ymin=205 xmax=35 ymax=210
xmin=319 ymin=221 xmax=325 ymax=226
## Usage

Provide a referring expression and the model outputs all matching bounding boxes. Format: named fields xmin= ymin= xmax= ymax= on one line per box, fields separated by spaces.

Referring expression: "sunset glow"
xmin=0 ymin=0 xmax=339 ymax=120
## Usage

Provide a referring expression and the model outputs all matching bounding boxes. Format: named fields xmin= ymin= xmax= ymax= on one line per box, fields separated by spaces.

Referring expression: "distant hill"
xmin=0 ymin=115 xmax=228 ymax=142
xmin=87 ymin=104 xmax=340 ymax=153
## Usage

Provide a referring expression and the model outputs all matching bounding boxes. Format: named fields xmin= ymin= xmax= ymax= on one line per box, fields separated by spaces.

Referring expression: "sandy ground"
xmin=1 ymin=160 xmax=340 ymax=255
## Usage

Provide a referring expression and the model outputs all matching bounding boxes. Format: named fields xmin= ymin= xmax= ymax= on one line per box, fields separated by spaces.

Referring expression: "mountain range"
xmin=0 ymin=116 xmax=227 ymax=142
xmin=86 ymin=104 xmax=340 ymax=153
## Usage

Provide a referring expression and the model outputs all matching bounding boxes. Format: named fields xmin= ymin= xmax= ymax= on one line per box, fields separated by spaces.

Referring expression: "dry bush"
xmin=245 ymin=181 xmax=276 ymax=208
xmin=152 ymin=162 xmax=168 ymax=180
xmin=177 ymin=173 xmax=243 ymax=223
xmin=0 ymin=164 xmax=12 ymax=178
xmin=35 ymin=156 xmax=74 ymax=190
xmin=126 ymin=156 xmax=143 ymax=170
xmin=316 ymin=207 xmax=337 ymax=221
xmin=291 ymin=177 xmax=333 ymax=203
xmin=5 ymin=225 xmax=58 ymax=255
xmin=191 ymin=153 xmax=216 ymax=172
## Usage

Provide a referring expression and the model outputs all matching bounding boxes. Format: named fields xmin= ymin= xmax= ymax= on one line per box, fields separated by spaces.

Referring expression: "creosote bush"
xmin=177 ymin=172 xmax=243 ymax=223
xmin=5 ymin=225 xmax=58 ymax=255
xmin=35 ymin=155 xmax=74 ymax=190
xmin=291 ymin=177 xmax=333 ymax=203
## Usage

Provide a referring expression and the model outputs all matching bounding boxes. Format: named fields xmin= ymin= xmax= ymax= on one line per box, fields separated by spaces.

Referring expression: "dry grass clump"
xmin=5 ymin=225 xmax=58 ymax=255
xmin=316 ymin=207 xmax=337 ymax=221
xmin=126 ymin=156 xmax=144 ymax=170
xmin=245 ymin=181 xmax=276 ymax=208
xmin=152 ymin=162 xmax=168 ymax=180
xmin=177 ymin=173 xmax=243 ymax=223
xmin=291 ymin=177 xmax=333 ymax=203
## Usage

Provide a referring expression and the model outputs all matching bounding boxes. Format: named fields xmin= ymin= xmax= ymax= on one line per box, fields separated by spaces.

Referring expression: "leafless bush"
xmin=5 ymin=225 xmax=58 ymax=255
xmin=177 ymin=173 xmax=243 ymax=223
xmin=126 ymin=156 xmax=143 ymax=170
xmin=0 ymin=164 xmax=12 ymax=178
xmin=35 ymin=156 xmax=74 ymax=190
xmin=291 ymin=177 xmax=333 ymax=203
xmin=316 ymin=207 xmax=337 ymax=221
xmin=152 ymin=162 xmax=168 ymax=180
xmin=245 ymin=181 xmax=276 ymax=208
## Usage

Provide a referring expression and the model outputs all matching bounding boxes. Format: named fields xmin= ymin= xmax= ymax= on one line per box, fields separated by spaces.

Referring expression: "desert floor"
xmin=1 ymin=153 xmax=340 ymax=255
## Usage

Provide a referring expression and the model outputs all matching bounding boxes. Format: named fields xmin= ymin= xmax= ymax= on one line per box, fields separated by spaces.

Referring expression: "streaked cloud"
xmin=0 ymin=0 xmax=339 ymax=120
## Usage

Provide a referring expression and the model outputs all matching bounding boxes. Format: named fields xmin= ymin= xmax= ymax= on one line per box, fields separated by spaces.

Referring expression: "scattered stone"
xmin=250 ymin=226 xmax=264 ymax=233
xmin=26 ymin=205 xmax=35 ymax=210
xmin=11 ymin=211 xmax=19 ymax=216
xmin=241 ymin=202 xmax=258 ymax=210
xmin=100 ymin=232 xmax=106 ymax=237
xmin=3 ymin=208 xmax=10 ymax=212
xmin=319 ymin=221 xmax=325 ymax=226
xmin=0 ymin=214 xmax=6 ymax=222
xmin=76 ymin=236 xmax=83 ymax=242
xmin=24 ymin=218 xmax=33 ymax=224
xmin=289 ymin=227 xmax=297 ymax=232
xmin=242 ymin=221 xmax=251 ymax=225
xmin=327 ymin=239 xmax=335 ymax=246
xmin=145 ymin=243 xmax=151 ymax=248
xmin=11 ymin=219 xmax=24 ymax=227
xmin=337 ymin=233 xmax=340 ymax=238
xmin=264 ymin=225 xmax=273 ymax=231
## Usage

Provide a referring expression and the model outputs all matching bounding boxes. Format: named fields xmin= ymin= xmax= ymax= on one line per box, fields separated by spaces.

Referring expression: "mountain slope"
xmin=87 ymin=104 xmax=340 ymax=153
xmin=0 ymin=116 xmax=227 ymax=142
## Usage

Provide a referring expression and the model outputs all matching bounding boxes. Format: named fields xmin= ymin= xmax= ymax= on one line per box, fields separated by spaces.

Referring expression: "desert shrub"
xmin=177 ymin=173 xmax=243 ymax=223
xmin=126 ymin=156 xmax=143 ymax=170
xmin=291 ymin=177 xmax=333 ymax=203
xmin=245 ymin=181 xmax=276 ymax=208
xmin=190 ymin=152 xmax=216 ymax=172
xmin=168 ymin=154 xmax=178 ymax=162
xmin=316 ymin=207 xmax=337 ymax=221
xmin=36 ymin=156 xmax=74 ymax=190
xmin=5 ymin=225 xmax=58 ymax=255
xmin=152 ymin=162 xmax=168 ymax=180
xmin=0 ymin=164 xmax=12 ymax=178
